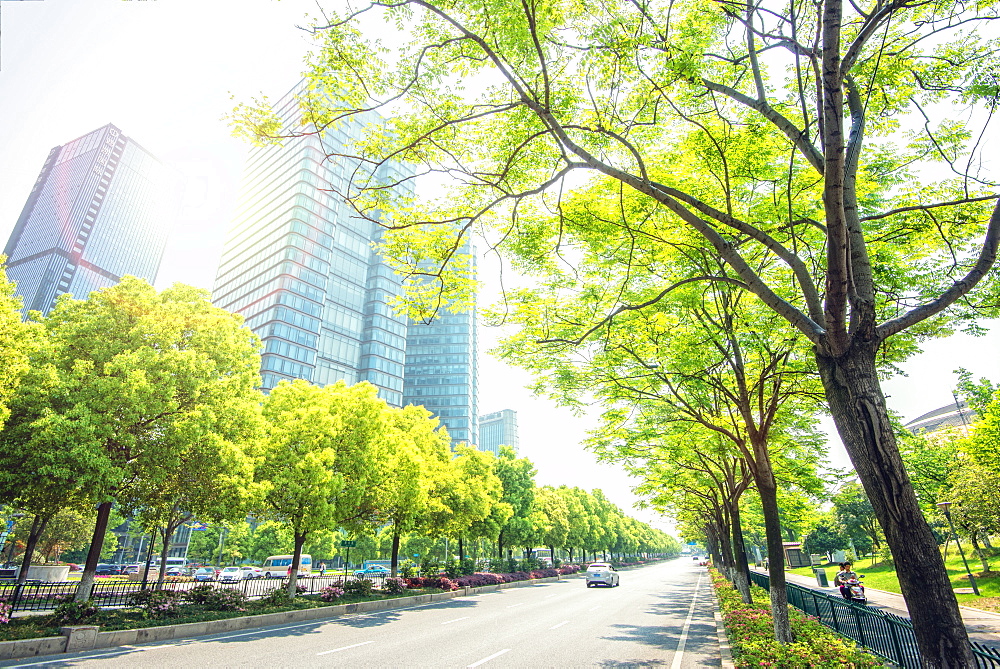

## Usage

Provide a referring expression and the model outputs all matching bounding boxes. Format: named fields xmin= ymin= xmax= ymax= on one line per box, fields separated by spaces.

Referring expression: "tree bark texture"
xmin=75 ymin=501 xmax=112 ymax=602
xmin=817 ymin=343 xmax=974 ymax=667
xmin=390 ymin=531 xmax=401 ymax=577
xmin=730 ymin=502 xmax=753 ymax=604
xmin=16 ymin=514 xmax=49 ymax=585
xmin=286 ymin=532 xmax=306 ymax=597
xmin=756 ymin=475 xmax=793 ymax=643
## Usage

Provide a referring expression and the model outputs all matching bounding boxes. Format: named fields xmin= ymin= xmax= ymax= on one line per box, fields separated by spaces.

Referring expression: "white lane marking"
xmin=442 ymin=616 xmax=470 ymax=625
xmin=544 ymin=594 xmax=557 ymax=599
xmin=317 ymin=640 xmax=374 ymax=656
xmin=549 ymin=620 xmax=569 ymax=630
xmin=588 ymin=605 xmax=601 ymax=612
xmin=468 ymin=648 xmax=511 ymax=668
xmin=670 ymin=573 xmax=704 ymax=669
xmin=506 ymin=602 xmax=524 ymax=608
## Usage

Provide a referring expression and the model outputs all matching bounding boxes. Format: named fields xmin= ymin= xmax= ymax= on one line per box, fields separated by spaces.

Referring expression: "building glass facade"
xmin=3 ymin=124 xmax=169 ymax=315
xmin=213 ymin=83 xmax=410 ymax=406
xmin=402 ymin=291 xmax=480 ymax=447
xmin=478 ymin=409 xmax=519 ymax=456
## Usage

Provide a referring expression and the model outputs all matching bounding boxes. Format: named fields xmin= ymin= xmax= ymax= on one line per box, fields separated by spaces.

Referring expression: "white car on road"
xmin=586 ymin=562 xmax=620 ymax=587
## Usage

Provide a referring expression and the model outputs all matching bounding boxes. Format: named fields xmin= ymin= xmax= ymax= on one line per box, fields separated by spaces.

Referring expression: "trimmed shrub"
xmin=127 ymin=589 xmax=183 ymax=617
xmin=51 ymin=597 xmax=100 ymax=625
xmin=183 ymin=585 xmax=248 ymax=611
xmin=383 ymin=577 xmax=406 ymax=595
xmin=320 ymin=586 xmax=345 ymax=602
xmin=343 ymin=578 xmax=374 ymax=597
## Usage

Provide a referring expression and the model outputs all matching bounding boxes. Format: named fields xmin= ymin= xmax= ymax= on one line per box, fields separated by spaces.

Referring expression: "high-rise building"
xmin=402 ymin=274 xmax=480 ymax=446
xmin=478 ymin=409 xmax=519 ymax=455
xmin=4 ymin=124 xmax=169 ymax=315
xmin=215 ymin=83 xmax=480 ymax=440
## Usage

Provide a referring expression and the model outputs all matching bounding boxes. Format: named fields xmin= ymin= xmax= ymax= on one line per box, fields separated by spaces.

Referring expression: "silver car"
xmin=586 ymin=562 xmax=620 ymax=587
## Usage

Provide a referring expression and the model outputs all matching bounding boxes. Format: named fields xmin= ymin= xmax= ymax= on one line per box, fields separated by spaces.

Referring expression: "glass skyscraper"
xmin=214 ymin=82 xmax=480 ymax=444
xmin=402 ymin=269 xmax=480 ymax=446
xmin=3 ymin=124 xmax=169 ymax=315
xmin=478 ymin=409 xmax=519 ymax=456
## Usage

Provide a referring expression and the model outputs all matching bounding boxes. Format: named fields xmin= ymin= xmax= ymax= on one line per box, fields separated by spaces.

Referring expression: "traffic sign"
xmin=340 ymin=540 xmax=356 ymax=548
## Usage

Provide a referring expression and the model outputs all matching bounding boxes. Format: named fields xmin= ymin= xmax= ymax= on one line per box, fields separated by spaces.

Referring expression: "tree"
xmin=833 ymin=483 xmax=882 ymax=560
xmin=436 ymin=444 xmax=504 ymax=561
xmin=0 ymin=262 xmax=34 ymax=431
xmin=803 ymin=523 xmax=850 ymax=557
xmin=258 ymin=379 xmax=389 ymax=596
xmin=530 ymin=486 xmax=570 ymax=564
xmin=942 ymin=463 xmax=1000 ymax=574
xmin=234 ymin=1 xmax=1000 ymax=661
xmin=378 ymin=404 xmax=453 ymax=575
xmin=0 ymin=279 xmax=263 ymax=597
xmin=479 ymin=446 xmax=535 ymax=559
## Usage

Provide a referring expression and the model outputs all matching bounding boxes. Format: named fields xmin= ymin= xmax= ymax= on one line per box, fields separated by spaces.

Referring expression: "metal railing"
xmin=0 ymin=573 xmax=389 ymax=613
xmin=746 ymin=571 xmax=1000 ymax=668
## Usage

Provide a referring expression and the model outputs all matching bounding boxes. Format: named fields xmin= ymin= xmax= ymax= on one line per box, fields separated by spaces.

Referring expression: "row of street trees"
xmin=0 ymin=271 xmax=675 ymax=599
xmin=234 ymin=0 xmax=1000 ymax=663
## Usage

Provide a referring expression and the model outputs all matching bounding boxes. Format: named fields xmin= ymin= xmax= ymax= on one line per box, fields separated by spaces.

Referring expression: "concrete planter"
xmin=25 ymin=565 xmax=71 ymax=582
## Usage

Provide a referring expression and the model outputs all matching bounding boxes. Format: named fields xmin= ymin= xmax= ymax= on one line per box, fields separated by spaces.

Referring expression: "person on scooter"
xmin=834 ymin=562 xmax=858 ymax=599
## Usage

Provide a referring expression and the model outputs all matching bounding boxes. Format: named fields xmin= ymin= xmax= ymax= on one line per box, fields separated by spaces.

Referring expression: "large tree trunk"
xmin=817 ymin=343 xmax=974 ymax=666
xmin=155 ymin=526 xmax=172 ymax=588
xmin=755 ymin=470 xmax=792 ymax=643
xmin=75 ymin=501 xmax=113 ymax=602
xmin=286 ymin=531 xmax=306 ymax=597
xmin=16 ymin=514 xmax=49 ymax=584
xmin=390 ymin=530 xmax=401 ymax=577
xmin=970 ymin=533 xmax=990 ymax=574
xmin=730 ymin=502 xmax=753 ymax=605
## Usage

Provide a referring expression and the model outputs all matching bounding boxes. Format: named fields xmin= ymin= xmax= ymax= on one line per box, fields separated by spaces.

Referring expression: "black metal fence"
xmin=0 ymin=573 xmax=390 ymax=613
xmin=746 ymin=571 xmax=1000 ymax=668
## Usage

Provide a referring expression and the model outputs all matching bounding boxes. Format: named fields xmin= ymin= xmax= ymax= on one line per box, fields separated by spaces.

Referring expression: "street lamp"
xmin=936 ymin=501 xmax=980 ymax=596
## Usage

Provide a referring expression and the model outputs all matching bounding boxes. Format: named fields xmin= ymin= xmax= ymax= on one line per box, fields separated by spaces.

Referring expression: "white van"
xmin=261 ymin=554 xmax=312 ymax=578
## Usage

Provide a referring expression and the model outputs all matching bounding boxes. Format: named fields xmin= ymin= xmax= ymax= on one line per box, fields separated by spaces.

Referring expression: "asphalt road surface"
xmin=5 ymin=558 xmax=720 ymax=668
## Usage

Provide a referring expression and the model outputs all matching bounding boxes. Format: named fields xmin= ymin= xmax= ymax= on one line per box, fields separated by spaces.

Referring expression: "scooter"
xmin=841 ymin=575 xmax=866 ymax=604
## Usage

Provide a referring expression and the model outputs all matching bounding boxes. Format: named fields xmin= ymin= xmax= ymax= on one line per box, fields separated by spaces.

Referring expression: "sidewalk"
xmin=753 ymin=568 xmax=1000 ymax=648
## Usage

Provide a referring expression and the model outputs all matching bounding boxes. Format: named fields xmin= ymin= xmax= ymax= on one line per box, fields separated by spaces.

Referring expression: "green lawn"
xmin=788 ymin=554 xmax=1000 ymax=611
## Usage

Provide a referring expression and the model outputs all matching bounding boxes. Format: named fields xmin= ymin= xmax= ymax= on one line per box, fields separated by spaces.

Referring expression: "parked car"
xmin=354 ymin=565 xmax=390 ymax=577
xmin=193 ymin=567 xmax=217 ymax=582
xmin=95 ymin=563 xmax=122 ymax=576
xmin=219 ymin=566 xmax=260 ymax=582
xmin=165 ymin=566 xmax=192 ymax=577
xmin=585 ymin=562 xmax=619 ymax=588
xmin=122 ymin=564 xmax=140 ymax=575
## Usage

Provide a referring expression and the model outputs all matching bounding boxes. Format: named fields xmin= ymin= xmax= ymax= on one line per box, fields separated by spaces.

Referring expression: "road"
xmin=5 ymin=558 xmax=720 ymax=668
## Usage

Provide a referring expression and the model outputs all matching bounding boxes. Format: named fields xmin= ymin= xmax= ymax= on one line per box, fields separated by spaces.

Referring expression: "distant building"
xmin=402 ymin=250 xmax=479 ymax=448
xmin=213 ymin=82 xmax=479 ymax=436
xmin=212 ymin=83 xmax=412 ymax=404
xmin=478 ymin=409 xmax=519 ymax=455
xmin=904 ymin=401 xmax=975 ymax=435
xmin=4 ymin=124 xmax=169 ymax=315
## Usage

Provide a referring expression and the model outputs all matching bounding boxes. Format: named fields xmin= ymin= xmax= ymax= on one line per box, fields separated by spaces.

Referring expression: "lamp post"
xmin=936 ymin=501 xmax=980 ymax=596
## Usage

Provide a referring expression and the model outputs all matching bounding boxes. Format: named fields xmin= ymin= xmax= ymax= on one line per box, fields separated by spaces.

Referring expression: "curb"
xmin=0 ymin=576 xmax=562 ymax=662
xmin=710 ymin=586 xmax=736 ymax=669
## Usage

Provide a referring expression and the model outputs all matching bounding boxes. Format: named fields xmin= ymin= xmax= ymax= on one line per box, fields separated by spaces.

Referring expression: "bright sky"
xmin=2 ymin=0 xmax=998 ymax=536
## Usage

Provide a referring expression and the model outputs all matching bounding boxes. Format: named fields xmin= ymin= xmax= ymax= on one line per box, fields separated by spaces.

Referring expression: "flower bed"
xmin=711 ymin=569 xmax=880 ymax=668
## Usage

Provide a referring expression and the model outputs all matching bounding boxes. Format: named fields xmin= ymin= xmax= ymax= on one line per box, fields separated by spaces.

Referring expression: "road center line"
xmin=549 ymin=620 xmax=569 ymax=630
xmin=468 ymin=648 xmax=511 ymax=667
xmin=317 ymin=640 xmax=374 ymax=656
xmin=670 ymin=573 xmax=704 ymax=669
xmin=442 ymin=616 xmax=470 ymax=625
